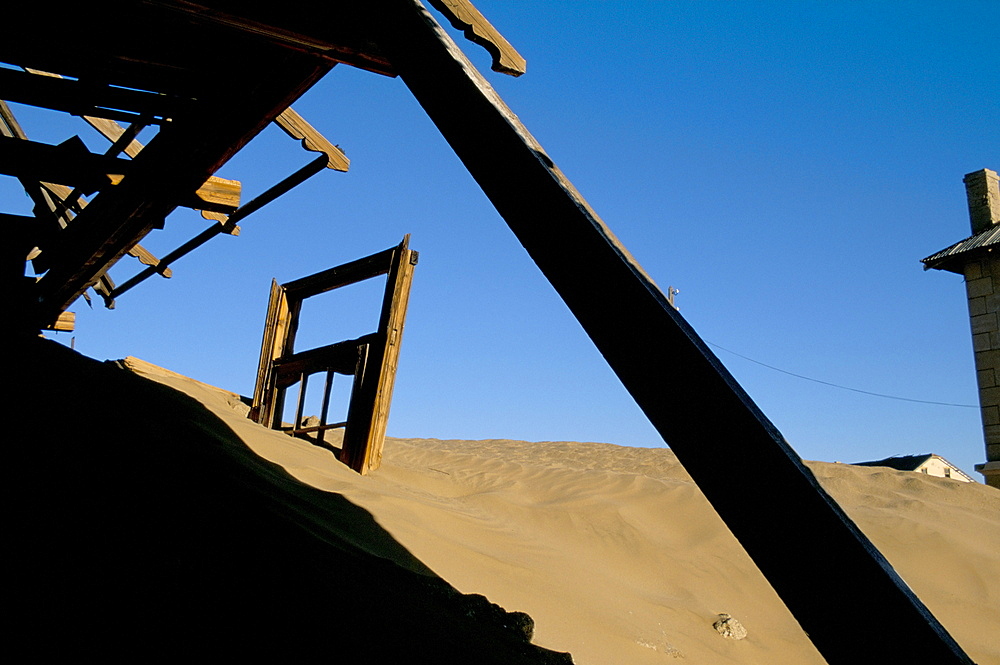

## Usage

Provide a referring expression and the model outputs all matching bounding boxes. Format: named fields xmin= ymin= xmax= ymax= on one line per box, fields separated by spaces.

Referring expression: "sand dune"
xmin=14 ymin=339 xmax=1000 ymax=663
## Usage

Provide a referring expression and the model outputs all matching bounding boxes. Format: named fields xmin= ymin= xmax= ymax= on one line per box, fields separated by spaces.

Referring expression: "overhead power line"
xmin=708 ymin=342 xmax=978 ymax=409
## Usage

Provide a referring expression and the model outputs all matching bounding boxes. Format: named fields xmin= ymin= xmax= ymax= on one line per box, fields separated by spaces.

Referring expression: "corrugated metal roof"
xmin=853 ymin=454 xmax=976 ymax=482
xmin=854 ymin=454 xmax=933 ymax=471
xmin=922 ymin=225 xmax=1000 ymax=272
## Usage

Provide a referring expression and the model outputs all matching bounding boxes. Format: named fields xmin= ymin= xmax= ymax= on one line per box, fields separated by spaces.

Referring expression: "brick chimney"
xmin=960 ymin=169 xmax=1000 ymax=487
xmin=964 ymin=168 xmax=1000 ymax=234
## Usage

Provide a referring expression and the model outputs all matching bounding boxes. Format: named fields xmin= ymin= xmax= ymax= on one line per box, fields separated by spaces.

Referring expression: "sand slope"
xmin=10 ymin=340 xmax=568 ymax=662
xmin=16 ymin=340 xmax=999 ymax=663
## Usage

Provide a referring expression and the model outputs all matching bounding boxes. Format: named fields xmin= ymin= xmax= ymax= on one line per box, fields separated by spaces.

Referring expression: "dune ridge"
xmin=14 ymin=339 xmax=999 ymax=663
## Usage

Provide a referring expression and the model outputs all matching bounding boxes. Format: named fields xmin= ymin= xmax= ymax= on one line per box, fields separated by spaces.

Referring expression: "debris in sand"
xmin=713 ymin=613 xmax=747 ymax=640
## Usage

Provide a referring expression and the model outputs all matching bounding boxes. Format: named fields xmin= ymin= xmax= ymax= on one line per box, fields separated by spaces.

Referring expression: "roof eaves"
xmin=922 ymin=225 xmax=1000 ymax=273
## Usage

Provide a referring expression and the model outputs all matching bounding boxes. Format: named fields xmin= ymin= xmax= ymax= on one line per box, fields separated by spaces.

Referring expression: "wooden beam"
xmin=275 ymin=108 xmax=350 ymax=172
xmin=30 ymin=56 xmax=332 ymax=326
xmin=428 ymin=0 xmax=525 ymax=76
xmin=341 ymin=236 xmax=417 ymax=474
xmin=282 ymin=246 xmax=396 ymax=298
xmin=78 ymin=109 xmax=243 ymax=213
xmin=0 ymin=135 xmax=125 ymax=195
xmin=0 ymin=67 xmax=187 ymax=123
xmin=272 ymin=335 xmax=378 ymax=385
xmin=45 ymin=311 xmax=75 ymax=332
xmin=106 ymin=154 xmax=328 ymax=302
xmin=0 ymin=134 xmax=240 ymax=214
xmin=370 ymin=2 xmax=974 ymax=663
xmin=189 ymin=176 xmax=241 ymax=213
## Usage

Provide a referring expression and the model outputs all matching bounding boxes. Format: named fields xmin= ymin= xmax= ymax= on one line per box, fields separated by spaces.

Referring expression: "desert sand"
xmin=12 ymin=337 xmax=1000 ymax=663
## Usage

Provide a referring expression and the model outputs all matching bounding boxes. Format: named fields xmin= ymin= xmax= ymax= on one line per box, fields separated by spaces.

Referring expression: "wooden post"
xmin=251 ymin=237 xmax=417 ymax=475
xmin=341 ymin=236 xmax=418 ymax=473
xmin=369 ymin=2 xmax=974 ymax=662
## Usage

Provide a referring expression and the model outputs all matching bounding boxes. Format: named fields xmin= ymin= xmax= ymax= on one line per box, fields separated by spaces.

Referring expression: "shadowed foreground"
xmin=8 ymin=338 xmax=570 ymax=662
xmin=11 ymin=337 xmax=1000 ymax=663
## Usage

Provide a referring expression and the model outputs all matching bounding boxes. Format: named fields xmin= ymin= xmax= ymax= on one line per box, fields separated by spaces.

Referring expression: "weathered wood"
xmin=340 ymin=235 xmax=417 ymax=474
xmin=252 ymin=237 xmax=415 ymax=475
xmin=29 ymin=181 xmax=173 ymax=280
xmin=82 ymin=116 xmax=147 ymax=159
xmin=128 ymin=244 xmax=174 ymax=278
xmin=107 ymin=155 xmax=328 ymax=301
xmin=272 ymin=335 xmax=378 ymax=385
xmin=371 ymin=1 xmax=974 ymax=663
xmin=428 ymin=0 xmax=525 ymax=76
xmin=282 ymin=247 xmax=396 ymax=298
xmin=0 ymin=133 xmax=240 ymax=214
xmin=46 ymin=311 xmax=75 ymax=332
xmin=281 ymin=421 xmax=348 ymax=435
xmin=189 ymin=176 xmax=242 ymax=213
xmin=0 ymin=135 xmax=127 ymax=194
xmin=30 ymin=55 xmax=332 ymax=327
xmin=0 ymin=102 xmax=129 ymax=299
xmin=275 ymin=107 xmax=350 ymax=172
xmin=318 ymin=368 xmax=336 ymax=443
xmin=0 ymin=67 xmax=186 ymax=123
xmin=250 ymin=279 xmax=292 ymax=426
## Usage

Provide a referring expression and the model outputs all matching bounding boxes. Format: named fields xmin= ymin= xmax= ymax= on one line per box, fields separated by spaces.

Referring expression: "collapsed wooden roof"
xmin=1 ymin=2 xmax=975 ymax=663
xmin=1 ymin=0 xmax=519 ymax=329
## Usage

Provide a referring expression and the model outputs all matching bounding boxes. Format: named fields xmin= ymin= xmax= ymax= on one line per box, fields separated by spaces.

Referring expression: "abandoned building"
xmin=854 ymin=453 xmax=975 ymax=483
xmin=1 ymin=2 xmax=979 ymax=663
xmin=922 ymin=168 xmax=1000 ymax=489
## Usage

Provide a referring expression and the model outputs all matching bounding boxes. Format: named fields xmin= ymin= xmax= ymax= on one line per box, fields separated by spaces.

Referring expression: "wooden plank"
xmin=341 ymin=236 xmax=417 ymax=474
xmin=107 ymin=155 xmax=327 ymax=302
xmin=30 ymin=182 xmax=173 ymax=280
xmin=24 ymin=69 xmax=243 ymax=214
xmin=30 ymin=56 xmax=332 ymax=327
xmin=272 ymin=335 xmax=379 ymax=384
xmin=275 ymin=108 xmax=350 ymax=172
xmin=371 ymin=1 xmax=975 ymax=662
xmin=81 ymin=119 xmax=241 ymax=213
xmin=45 ymin=311 xmax=75 ymax=332
xmin=282 ymin=247 xmax=396 ymax=299
xmin=428 ymin=0 xmax=525 ymax=76
xmin=189 ymin=176 xmax=241 ymax=213
xmin=0 ymin=135 xmax=128 ymax=194
xmin=82 ymin=116 xmax=147 ymax=159
xmin=250 ymin=279 xmax=292 ymax=427
xmin=0 ymin=67 xmax=185 ymax=123
xmin=127 ymin=244 xmax=174 ymax=278
xmin=0 ymin=134 xmax=235 ymax=213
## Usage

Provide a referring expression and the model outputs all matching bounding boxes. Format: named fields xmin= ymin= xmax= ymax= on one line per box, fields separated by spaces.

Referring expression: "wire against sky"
xmin=708 ymin=342 xmax=978 ymax=409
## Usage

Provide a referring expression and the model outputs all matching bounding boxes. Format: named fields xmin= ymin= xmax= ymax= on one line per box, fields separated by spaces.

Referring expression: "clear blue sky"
xmin=14 ymin=1 xmax=999 ymax=477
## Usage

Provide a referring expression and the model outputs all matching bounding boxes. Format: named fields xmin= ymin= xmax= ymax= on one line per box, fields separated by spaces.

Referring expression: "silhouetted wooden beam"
xmin=371 ymin=2 xmax=974 ymax=663
xmin=31 ymin=57 xmax=332 ymax=327
xmin=107 ymin=154 xmax=328 ymax=301
xmin=427 ymin=0 xmax=526 ymax=76
xmin=275 ymin=108 xmax=350 ymax=172
xmin=45 ymin=311 xmax=75 ymax=332
xmin=0 ymin=135 xmax=125 ymax=194
xmin=0 ymin=67 xmax=188 ymax=123
xmin=282 ymin=246 xmax=396 ymax=298
xmin=273 ymin=336 xmax=377 ymax=385
xmin=0 ymin=135 xmax=241 ymax=214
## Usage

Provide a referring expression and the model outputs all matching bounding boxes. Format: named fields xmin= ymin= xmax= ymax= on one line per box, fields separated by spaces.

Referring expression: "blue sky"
xmin=13 ymin=1 xmax=999 ymax=477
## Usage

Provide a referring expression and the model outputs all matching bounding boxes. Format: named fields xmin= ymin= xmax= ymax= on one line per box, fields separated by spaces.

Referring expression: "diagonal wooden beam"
xmin=369 ymin=1 xmax=975 ymax=663
xmin=274 ymin=107 xmax=350 ymax=172
xmin=427 ymin=0 xmax=525 ymax=76
xmin=0 ymin=135 xmax=125 ymax=195
xmin=0 ymin=67 xmax=187 ymax=124
xmin=23 ymin=69 xmax=245 ymax=214
xmin=30 ymin=56 xmax=332 ymax=327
